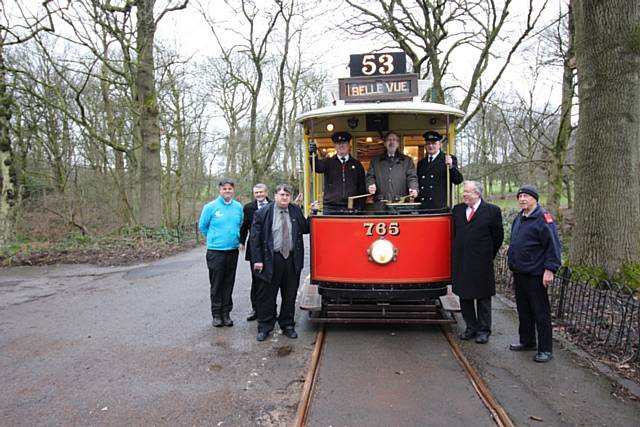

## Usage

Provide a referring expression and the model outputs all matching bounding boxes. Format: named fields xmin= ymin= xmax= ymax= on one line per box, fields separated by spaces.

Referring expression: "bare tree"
xmin=202 ymin=0 xmax=302 ymax=183
xmin=342 ymin=0 xmax=548 ymax=132
xmin=539 ymin=2 xmax=575 ymax=216
xmin=0 ymin=0 xmax=57 ymax=244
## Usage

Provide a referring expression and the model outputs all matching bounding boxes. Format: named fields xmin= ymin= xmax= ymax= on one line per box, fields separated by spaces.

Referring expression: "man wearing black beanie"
xmin=507 ymin=185 xmax=562 ymax=363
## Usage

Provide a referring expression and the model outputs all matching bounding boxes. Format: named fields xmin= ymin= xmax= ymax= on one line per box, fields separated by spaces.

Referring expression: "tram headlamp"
xmin=326 ymin=122 xmax=335 ymax=132
xmin=367 ymin=239 xmax=398 ymax=265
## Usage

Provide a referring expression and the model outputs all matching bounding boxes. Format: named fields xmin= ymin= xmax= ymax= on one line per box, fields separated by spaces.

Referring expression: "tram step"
xmin=325 ymin=311 xmax=440 ymax=319
xmin=308 ymin=315 xmax=456 ymax=325
xmin=324 ymin=303 xmax=438 ymax=311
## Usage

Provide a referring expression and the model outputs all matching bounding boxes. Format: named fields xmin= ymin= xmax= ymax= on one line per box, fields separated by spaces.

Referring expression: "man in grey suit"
xmin=250 ymin=184 xmax=310 ymax=342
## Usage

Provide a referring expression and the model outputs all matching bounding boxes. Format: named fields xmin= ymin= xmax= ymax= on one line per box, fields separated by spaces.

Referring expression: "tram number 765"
xmin=364 ymin=222 xmax=400 ymax=236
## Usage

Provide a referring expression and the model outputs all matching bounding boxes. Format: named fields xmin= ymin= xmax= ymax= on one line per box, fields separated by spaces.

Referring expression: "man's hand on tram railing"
xmin=445 ymin=154 xmax=453 ymax=169
xmin=310 ymin=200 xmax=320 ymax=212
xmin=308 ymin=141 xmax=317 ymax=155
xmin=409 ymin=188 xmax=418 ymax=199
xmin=368 ymin=183 xmax=376 ymax=194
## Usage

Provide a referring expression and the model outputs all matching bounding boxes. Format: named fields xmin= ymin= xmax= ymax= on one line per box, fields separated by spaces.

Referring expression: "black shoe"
xmin=282 ymin=327 xmax=298 ymax=339
xmin=475 ymin=333 xmax=489 ymax=344
xmin=509 ymin=343 xmax=536 ymax=351
xmin=256 ymin=331 xmax=270 ymax=342
xmin=459 ymin=329 xmax=477 ymax=340
xmin=222 ymin=315 xmax=234 ymax=327
xmin=533 ymin=351 xmax=553 ymax=363
xmin=246 ymin=311 xmax=257 ymax=321
xmin=212 ymin=317 xmax=224 ymax=327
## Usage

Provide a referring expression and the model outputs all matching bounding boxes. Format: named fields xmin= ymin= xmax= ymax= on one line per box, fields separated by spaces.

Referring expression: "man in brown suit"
xmin=452 ymin=181 xmax=504 ymax=344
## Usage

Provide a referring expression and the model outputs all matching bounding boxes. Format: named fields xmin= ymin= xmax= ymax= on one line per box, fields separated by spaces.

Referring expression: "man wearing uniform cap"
xmin=309 ymin=131 xmax=366 ymax=213
xmin=416 ymin=131 xmax=463 ymax=210
xmin=507 ymin=184 xmax=562 ymax=363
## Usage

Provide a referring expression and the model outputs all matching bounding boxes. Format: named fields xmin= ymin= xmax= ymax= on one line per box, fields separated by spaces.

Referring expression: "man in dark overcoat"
xmin=239 ymin=183 xmax=269 ymax=321
xmin=452 ymin=180 xmax=504 ymax=344
xmin=417 ymin=131 xmax=463 ymax=209
xmin=309 ymin=131 xmax=366 ymax=213
xmin=250 ymin=184 xmax=310 ymax=342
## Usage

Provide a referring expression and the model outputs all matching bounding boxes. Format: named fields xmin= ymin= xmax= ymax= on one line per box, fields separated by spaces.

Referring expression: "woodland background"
xmin=1 ymin=0 xmax=638 ymax=285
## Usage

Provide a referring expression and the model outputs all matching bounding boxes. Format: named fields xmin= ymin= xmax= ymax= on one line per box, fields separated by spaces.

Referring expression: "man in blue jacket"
xmin=507 ymin=185 xmax=562 ymax=363
xmin=199 ymin=177 xmax=243 ymax=328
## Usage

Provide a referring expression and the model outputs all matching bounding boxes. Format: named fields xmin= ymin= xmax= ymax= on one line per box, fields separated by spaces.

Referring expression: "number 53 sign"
xmin=349 ymin=52 xmax=407 ymax=77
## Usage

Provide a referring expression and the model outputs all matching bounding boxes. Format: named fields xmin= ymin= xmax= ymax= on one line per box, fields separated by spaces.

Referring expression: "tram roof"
xmin=296 ymin=101 xmax=465 ymax=124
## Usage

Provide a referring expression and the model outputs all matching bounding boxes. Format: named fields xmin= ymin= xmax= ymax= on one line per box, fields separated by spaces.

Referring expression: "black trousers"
xmin=256 ymin=253 xmax=299 ymax=333
xmin=249 ymin=269 xmax=259 ymax=311
xmin=206 ymin=249 xmax=239 ymax=318
xmin=513 ymin=273 xmax=552 ymax=352
xmin=460 ymin=297 xmax=492 ymax=334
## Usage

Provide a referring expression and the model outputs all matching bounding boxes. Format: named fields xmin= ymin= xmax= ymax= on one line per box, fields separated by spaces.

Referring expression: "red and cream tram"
xmin=298 ymin=52 xmax=464 ymax=324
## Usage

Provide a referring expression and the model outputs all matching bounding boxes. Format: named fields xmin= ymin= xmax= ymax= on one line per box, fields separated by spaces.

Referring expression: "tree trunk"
xmin=571 ymin=0 xmax=640 ymax=277
xmin=0 ymin=44 xmax=17 ymax=245
xmin=136 ymin=0 xmax=162 ymax=227
xmin=547 ymin=5 xmax=575 ymax=217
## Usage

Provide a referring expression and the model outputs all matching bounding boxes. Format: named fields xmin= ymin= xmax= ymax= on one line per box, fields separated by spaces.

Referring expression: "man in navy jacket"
xmin=507 ymin=185 xmax=562 ymax=363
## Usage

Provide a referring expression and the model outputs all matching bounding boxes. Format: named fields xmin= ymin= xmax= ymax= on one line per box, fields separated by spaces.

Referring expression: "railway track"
xmin=294 ymin=325 xmax=514 ymax=427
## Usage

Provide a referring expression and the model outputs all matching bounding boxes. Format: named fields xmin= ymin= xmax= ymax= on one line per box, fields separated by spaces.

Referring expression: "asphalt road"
xmin=0 ymin=247 xmax=314 ymax=426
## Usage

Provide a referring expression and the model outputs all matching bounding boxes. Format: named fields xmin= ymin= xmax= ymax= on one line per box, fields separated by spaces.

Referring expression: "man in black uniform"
xmin=417 ymin=131 xmax=463 ymax=209
xmin=507 ymin=185 xmax=562 ymax=363
xmin=452 ymin=181 xmax=504 ymax=344
xmin=309 ymin=131 xmax=366 ymax=213
xmin=251 ymin=184 xmax=310 ymax=342
xmin=239 ymin=183 xmax=269 ymax=321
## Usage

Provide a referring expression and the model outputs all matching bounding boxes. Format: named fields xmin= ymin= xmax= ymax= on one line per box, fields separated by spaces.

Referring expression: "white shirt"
xmin=427 ymin=151 xmax=440 ymax=162
xmin=466 ymin=199 xmax=481 ymax=220
xmin=337 ymin=154 xmax=350 ymax=163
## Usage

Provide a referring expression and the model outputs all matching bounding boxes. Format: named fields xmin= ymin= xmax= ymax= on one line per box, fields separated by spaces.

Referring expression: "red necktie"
xmin=468 ymin=206 xmax=475 ymax=221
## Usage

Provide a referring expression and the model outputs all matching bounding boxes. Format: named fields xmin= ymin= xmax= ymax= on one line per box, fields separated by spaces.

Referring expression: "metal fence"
xmin=495 ymin=254 xmax=640 ymax=364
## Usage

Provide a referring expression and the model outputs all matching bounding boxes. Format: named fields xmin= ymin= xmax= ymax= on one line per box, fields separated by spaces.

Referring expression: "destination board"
xmin=339 ymin=74 xmax=419 ymax=103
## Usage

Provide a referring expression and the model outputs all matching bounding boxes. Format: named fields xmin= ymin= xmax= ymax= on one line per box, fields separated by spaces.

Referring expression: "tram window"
xmin=403 ymin=146 xmax=419 ymax=167
xmin=314 ymin=138 xmax=335 ymax=159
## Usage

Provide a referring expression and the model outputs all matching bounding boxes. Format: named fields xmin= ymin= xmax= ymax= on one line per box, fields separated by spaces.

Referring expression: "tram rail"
xmin=294 ymin=325 xmax=514 ymax=427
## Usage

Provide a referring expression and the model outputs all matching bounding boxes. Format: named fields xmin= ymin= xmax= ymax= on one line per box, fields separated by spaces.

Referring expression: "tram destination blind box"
xmin=340 ymin=52 xmax=418 ymax=103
